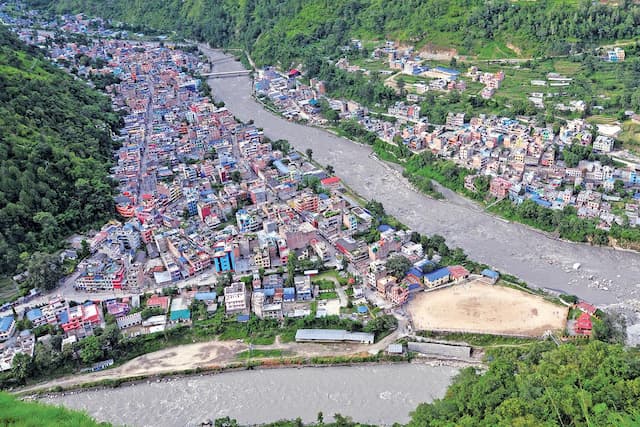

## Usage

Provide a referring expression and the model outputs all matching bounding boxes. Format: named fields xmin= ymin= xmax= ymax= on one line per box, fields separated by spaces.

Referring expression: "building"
xmin=169 ymin=297 xmax=191 ymax=322
xmin=212 ymin=242 xmax=236 ymax=273
xmin=294 ymin=275 xmax=312 ymax=301
xmin=251 ymin=290 xmax=283 ymax=320
xmin=447 ymin=265 xmax=470 ymax=282
xmin=0 ymin=316 xmax=16 ymax=342
xmin=295 ymin=329 xmax=374 ymax=344
xmin=59 ymin=303 xmax=101 ymax=338
xmin=116 ymin=312 xmax=143 ymax=329
xmin=388 ymin=284 xmax=409 ymax=306
xmin=146 ymin=295 xmax=170 ymax=312
xmin=424 ymin=267 xmax=451 ymax=288
xmin=490 ymin=177 xmax=513 ymax=199
xmin=574 ymin=312 xmax=593 ymax=336
xmin=376 ymin=275 xmax=397 ymax=297
xmin=593 ymin=135 xmax=615 ymax=153
xmin=224 ymin=282 xmax=248 ymax=314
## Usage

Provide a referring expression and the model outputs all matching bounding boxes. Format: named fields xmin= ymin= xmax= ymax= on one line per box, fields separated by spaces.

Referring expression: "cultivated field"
xmin=408 ymin=280 xmax=568 ymax=336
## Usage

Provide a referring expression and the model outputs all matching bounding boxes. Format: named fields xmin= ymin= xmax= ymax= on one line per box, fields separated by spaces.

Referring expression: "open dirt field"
xmin=408 ymin=280 xmax=568 ymax=336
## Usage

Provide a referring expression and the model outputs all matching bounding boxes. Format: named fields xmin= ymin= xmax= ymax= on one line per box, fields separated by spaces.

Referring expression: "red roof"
xmin=447 ymin=265 xmax=470 ymax=279
xmin=321 ymin=176 xmax=341 ymax=186
xmin=147 ymin=295 xmax=169 ymax=311
xmin=575 ymin=312 xmax=592 ymax=334
xmin=577 ymin=302 xmax=597 ymax=315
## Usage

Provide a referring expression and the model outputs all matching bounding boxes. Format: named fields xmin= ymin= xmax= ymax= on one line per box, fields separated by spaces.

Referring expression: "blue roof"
xmin=434 ymin=66 xmax=460 ymax=75
xmin=26 ymin=308 xmax=43 ymax=322
xmin=236 ymin=314 xmax=250 ymax=322
xmin=273 ymin=159 xmax=289 ymax=175
xmin=424 ymin=267 xmax=451 ymax=282
xmin=634 ymin=193 xmax=640 ymax=200
xmin=407 ymin=267 xmax=424 ymax=278
xmin=377 ymin=224 xmax=393 ymax=232
xmin=194 ymin=292 xmax=217 ymax=301
xmin=482 ymin=269 xmax=500 ymax=279
xmin=0 ymin=316 xmax=14 ymax=332
xmin=414 ymin=259 xmax=436 ymax=274
xmin=58 ymin=311 xmax=69 ymax=324
xmin=262 ymin=288 xmax=275 ymax=297
xmin=169 ymin=309 xmax=191 ymax=321
xmin=283 ymin=288 xmax=295 ymax=295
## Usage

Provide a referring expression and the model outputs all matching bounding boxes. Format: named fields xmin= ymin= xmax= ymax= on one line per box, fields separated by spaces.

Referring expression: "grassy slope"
xmin=0 ymin=392 xmax=110 ymax=427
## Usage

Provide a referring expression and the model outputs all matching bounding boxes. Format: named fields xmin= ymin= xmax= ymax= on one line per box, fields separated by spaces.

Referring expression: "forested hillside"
xmin=0 ymin=25 xmax=120 ymax=278
xmin=31 ymin=0 xmax=640 ymax=64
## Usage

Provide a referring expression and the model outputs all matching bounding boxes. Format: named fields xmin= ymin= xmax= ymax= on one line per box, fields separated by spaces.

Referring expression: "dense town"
xmin=0 ymin=18 xmax=505 ymax=371
xmin=0 ymin=10 xmax=624 ymax=374
xmin=256 ymin=43 xmax=640 ymax=232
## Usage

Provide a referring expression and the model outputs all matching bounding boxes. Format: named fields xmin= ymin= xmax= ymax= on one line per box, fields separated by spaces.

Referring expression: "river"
xmin=200 ymin=46 xmax=640 ymax=309
xmin=42 ymin=364 xmax=458 ymax=426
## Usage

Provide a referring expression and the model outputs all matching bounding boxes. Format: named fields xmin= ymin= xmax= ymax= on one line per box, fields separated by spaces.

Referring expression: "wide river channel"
xmin=43 ymin=364 xmax=458 ymax=426
xmin=201 ymin=46 xmax=640 ymax=308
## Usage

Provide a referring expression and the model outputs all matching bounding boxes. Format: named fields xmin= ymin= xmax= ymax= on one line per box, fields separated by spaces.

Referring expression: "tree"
xmin=325 ymin=164 xmax=335 ymax=175
xmin=286 ymin=252 xmax=297 ymax=287
xmin=305 ymin=148 xmax=313 ymax=160
xmin=24 ymin=252 xmax=63 ymax=291
xmin=79 ymin=239 xmax=90 ymax=259
xmin=11 ymin=352 xmax=33 ymax=384
xmin=79 ymin=335 xmax=103 ymax=364
xmin=385 ymin=255 xmax=412 ymax=278
xmin=230 ymin=170 xmax=242 ymax=183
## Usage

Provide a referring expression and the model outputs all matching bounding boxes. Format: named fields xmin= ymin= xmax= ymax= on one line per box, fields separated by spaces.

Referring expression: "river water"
xmin=200 ymin=46 xmax=640 ymax=308
xmin=43 ymin=364 xmax=458 ymax=426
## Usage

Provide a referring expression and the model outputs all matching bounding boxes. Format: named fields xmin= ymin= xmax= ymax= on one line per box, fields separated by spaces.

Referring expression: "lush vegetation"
xmin=409 ymin=341 xmax=640 ymax=427
xmin=0 ymin=25 xmax=121 ymax=280
xmin=0 ymin=391 xmax=110 ymax=427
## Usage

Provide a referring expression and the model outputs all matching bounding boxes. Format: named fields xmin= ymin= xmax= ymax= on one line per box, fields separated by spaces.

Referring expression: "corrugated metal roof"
xmin=295 ymin=329 xmax=374 ymax=343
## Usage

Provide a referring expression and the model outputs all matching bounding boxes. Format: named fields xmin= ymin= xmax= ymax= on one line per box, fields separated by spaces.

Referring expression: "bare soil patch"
xmin=407 ymin=280 xmax=568 ymax=336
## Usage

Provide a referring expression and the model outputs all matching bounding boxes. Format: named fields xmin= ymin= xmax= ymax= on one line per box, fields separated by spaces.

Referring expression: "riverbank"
xmin=39 ymin=363 xmax=460 ymax=426
xmin=200 ymin=45 xmax=640 ymax=310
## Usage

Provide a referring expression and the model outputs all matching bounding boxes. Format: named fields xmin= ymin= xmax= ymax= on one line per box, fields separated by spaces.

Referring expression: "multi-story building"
xmin=59 ymin=303 xmax=102 ymax=338
xmin=212 ymin=241 xmax=235 ymax=273
xmin=75 ymin=258 xmax=126 ymax=292
xmin=0 ymin=316 xmax=15 ymax=342
xmin=224 ymin=282 xmax=248 ymax=314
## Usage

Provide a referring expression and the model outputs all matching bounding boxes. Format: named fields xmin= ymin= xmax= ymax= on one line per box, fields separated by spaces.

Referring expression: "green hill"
xmin=31 ymin=0 xmax=640 ymax=63
xmin=0 ymin=392 xmax=110 ymax=427
xmin=0 ymin=25 xmax=120 ymax=282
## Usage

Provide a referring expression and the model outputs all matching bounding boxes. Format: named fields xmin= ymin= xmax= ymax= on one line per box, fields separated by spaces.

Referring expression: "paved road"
xmin=199 ymin=45 xmax=640 ymax=308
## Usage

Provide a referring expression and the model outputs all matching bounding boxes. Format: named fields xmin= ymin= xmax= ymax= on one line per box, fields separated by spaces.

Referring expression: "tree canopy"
xmin=0 ymin=25 xmax=121 ymax=279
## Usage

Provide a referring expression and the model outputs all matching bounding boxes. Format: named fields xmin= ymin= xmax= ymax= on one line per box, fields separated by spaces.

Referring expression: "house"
xmin=490 ymin=177 xmax=512 ymax=199
xmin=388 ymin=284 xmax=409 ymax=306
xmin=447 ymin=265 xmax=470 ymax=282
xmin=294 ymin=275 xmax=312 ymax=301
xmin=147 ymin=295 xmax=170 ymax=312
xmin=0 ymin=316 xmax=16 ymax=342
xmin=169 ymin=297 xmax=191 ymax=322
xmin=224 ymin=282 xmax=248 ymax=313
xmin=424 ymin=267 xmax=451 ymax=288
xmin=116 ymin=312 xmax=143 ymax=329
xmin=593 ymin=135 xmax=614 ymax=153
xmin=481 ymin=269 xmax=500 ymax=283
xmin=320 ymin=176 xmax=341 ymax=190
xmin=576 ymin=302 xmax=597 ymax=316
xmin=376 ymin=276 xmax=397 ymax=296
xmin=574 ymin=312 xmax=593 ymax=336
